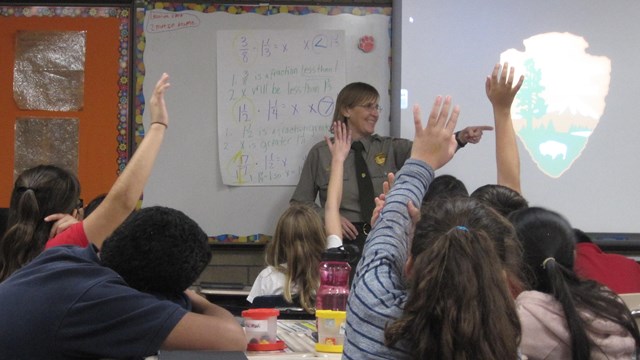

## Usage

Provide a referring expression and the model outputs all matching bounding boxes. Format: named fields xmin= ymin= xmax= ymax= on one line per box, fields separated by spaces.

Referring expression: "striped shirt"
xmin=343 ymin=159 xmax=433 ymax=359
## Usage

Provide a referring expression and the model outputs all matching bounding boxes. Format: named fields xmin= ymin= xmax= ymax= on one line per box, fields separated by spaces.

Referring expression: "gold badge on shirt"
xmin=375 ymin=153 xmax=386 ymax=165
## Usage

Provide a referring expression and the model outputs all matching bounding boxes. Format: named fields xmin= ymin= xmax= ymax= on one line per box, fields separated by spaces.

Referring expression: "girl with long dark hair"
xmin=510 ymin=207 xmax=640 ymax=359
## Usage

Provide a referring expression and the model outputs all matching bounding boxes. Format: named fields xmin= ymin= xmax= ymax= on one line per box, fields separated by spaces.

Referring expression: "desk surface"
xmin=145 ymin=320 xmax=341 ymax=360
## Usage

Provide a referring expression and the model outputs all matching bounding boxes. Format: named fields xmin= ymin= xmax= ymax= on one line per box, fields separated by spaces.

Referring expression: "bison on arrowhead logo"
xmin=500 ymin=32 xmax=611 ymax=178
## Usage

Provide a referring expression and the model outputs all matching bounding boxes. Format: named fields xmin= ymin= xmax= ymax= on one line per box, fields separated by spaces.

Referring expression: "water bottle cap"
xmin=322 ymin=246 xmax=350 ymax=261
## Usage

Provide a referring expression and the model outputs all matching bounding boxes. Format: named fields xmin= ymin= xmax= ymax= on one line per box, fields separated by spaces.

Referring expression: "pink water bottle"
xmin=316 ymin=247 xmax=351 ymax=311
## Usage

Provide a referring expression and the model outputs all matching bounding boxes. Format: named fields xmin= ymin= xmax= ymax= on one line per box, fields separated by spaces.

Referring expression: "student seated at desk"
xmin=574 ymin=228 xmax=640 ymax=295
xmin=247 ymin=122 xmax=349 ymax=313
xmin=0 ymin=206 xmax=246 ymax=359
xmin=510 ymin=207 xmax=640 ymax=359
xmin=247 ymin=203 xmax=328 ymax=314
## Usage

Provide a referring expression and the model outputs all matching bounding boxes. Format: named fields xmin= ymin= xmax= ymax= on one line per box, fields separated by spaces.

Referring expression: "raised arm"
xmin=343 ymin=96 xmax=460 ymax=359
xmin=485 ymin=63 xmax=524 ymax=194
xmin=324 ymin=121 xmax=351 ymax=240
xmin=365 ymin=96 xmax=460 ymax=270
xmin=290 ymin=148 xmax=322 ymax=213
xmin=76 ymin=73 xmax=171 ymax=249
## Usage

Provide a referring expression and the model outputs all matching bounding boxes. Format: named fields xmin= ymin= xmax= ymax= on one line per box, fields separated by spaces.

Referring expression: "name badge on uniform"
xmin=375 ymin=153 xmax=386 ymax=165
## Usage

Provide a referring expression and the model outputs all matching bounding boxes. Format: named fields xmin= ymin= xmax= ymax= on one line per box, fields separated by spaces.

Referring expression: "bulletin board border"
xmin=134 ymin=2 xmax=391 ymax=245
xmin=0 ymin=5 xmax=132 ymax=174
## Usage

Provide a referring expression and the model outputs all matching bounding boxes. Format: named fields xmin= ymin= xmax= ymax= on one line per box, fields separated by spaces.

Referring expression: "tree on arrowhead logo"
xmin=500 ymin=32 xmax=611 ymax=178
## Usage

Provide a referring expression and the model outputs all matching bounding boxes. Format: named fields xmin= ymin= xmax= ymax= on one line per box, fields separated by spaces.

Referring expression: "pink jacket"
xmin=516 ymin=290 xmax=636 ymax=360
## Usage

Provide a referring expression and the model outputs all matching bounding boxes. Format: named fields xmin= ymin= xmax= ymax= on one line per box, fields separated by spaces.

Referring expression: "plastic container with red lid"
xmin=241 ymin=308 xmax=285 ymax=351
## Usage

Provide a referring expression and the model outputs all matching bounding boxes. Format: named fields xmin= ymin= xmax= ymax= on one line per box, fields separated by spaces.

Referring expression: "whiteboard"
xmin=140 ymin=8 xmax=391 ymax=237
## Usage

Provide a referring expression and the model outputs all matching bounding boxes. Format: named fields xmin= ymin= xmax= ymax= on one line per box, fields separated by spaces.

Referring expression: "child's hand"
xmin=149 ymin=73 xmax=171 ymax=129
xmin=44 ymin=213 xmax=80 ymax=239
xmin=370 ymin=172 xmax=395 ymax=226
xmin=407 ymin=200 xmax=420 ymax=226
xmin=407 ymin=200 xmax=421 ymax=241
xmin=370 ymin=193 xmax=386 ymax=226
xmin=485 ymin=62 xmax=524 ymax=110
xmin=410 ymin=96 xmax=460 ymax=170
xmin=326 ymin=121 xmax=352 ymax=163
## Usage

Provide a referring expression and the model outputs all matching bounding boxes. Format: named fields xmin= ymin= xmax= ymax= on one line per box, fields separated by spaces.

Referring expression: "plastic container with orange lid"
xmin=241 ymin=308 xmax=285 ymax=351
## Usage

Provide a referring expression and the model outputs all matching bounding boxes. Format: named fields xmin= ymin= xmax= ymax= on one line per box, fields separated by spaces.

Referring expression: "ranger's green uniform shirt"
xmin=290 ymin=134 xmax=412 ymax=223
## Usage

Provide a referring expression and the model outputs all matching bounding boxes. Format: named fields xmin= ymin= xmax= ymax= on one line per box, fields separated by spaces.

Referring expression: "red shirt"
xmin=574 ymin=242 xmax=640 ymax=294
xmin=44 ymin=222 xmax=89 ymax=249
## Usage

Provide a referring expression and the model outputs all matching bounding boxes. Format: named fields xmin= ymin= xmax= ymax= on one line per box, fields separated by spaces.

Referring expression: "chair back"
xmin=252 ymin=294 xmax=298 ymax=308
xmin=251 ymin=295 xmax=314 ymax=320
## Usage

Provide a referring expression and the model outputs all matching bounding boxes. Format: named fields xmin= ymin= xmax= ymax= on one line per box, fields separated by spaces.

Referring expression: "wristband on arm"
xmin=455 ymin=131 xmax=466 ymax=148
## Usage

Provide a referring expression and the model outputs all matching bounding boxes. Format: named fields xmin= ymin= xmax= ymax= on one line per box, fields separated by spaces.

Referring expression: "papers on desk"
xmin=278 ymin=320 xmax=317 ymax=353
xmin=158 ymin=350 xmax=248 ymax=359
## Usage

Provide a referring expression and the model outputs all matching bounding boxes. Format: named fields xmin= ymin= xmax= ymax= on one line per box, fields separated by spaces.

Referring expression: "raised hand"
xmin=325 ymin=121 xmax=352 ymax=164
xmin=149 ymin=73 xmax=171 ymax=129
xmin=370 ymin=172 xmax=395 ymax=226
xmin=407 ymin=200 xmax=420 ymax=240
xmin=485 ymin=62 xmax=524 ymax=110
xmin=410 ymin=96 xmax=460 ymax=170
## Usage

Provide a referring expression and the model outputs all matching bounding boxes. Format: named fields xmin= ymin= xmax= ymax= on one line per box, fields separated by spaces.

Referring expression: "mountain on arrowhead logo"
xmin=500 ymin=32 xmax=611 ymax=178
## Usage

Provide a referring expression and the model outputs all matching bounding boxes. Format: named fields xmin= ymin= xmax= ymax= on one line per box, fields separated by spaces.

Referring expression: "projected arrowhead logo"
xmin=500 ymin=32 xmax=611 ymax=178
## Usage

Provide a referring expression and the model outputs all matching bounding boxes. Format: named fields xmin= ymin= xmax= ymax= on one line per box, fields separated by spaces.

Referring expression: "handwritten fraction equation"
xmin=228 ymin=96 xmax=335 ymax=123
xmin=232 ymin=32 xmax=342 ymax=65
xmin=223 ymin=123 xmax=330 ymax=185
xmin=229 ymin=151 xmax=294 ymax=184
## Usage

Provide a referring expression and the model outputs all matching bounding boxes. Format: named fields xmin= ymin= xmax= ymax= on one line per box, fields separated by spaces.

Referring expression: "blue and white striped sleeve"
xmin=343 ymin=159 xmax=434 ymax=359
